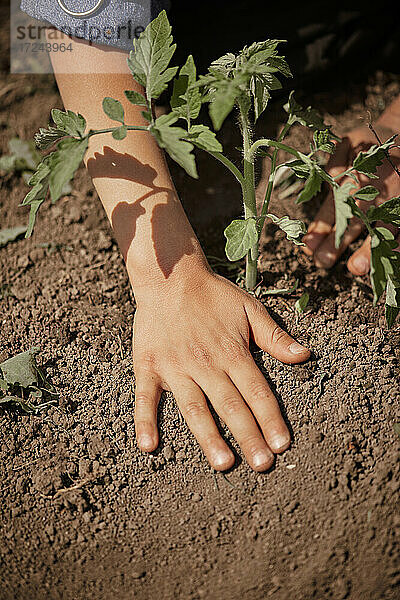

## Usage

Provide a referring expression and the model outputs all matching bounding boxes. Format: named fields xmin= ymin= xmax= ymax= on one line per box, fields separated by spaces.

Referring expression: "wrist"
xmin=127 ymin=250 xmax=213 ymax=304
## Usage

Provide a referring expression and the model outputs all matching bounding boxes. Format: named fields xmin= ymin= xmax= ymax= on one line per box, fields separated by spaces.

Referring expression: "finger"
xmin=303 ymin=137 xmax=352 ymax=254
xmin=347 ymin=222 xmax=399 ymax=275
xmin=228 ymin=359 xmax=290 ymax=454
xmin=134 ymin=373 xmax=162 ymax=452
xmin=347 ymin=235 xmax=371 ymax=275
xmin=171 ymin=377 xmax=235 ymax=471
xmin=198 ymin=373 xmax=275 ymax=472
xmin=314 ymin=218 xmax=364 ymax=269
xmin=303 ymin=189 xmax=335 ymax=254
xmin=245 ymin=299 xmax=310 ymax=364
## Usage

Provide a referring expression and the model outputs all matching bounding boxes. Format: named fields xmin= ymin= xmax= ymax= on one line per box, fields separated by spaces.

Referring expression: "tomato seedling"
xmin=22 ymin=10 xmax=400 ymax=326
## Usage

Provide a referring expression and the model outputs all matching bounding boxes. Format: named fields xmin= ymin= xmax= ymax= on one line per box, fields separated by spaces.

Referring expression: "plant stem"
xmin=88 ymin=125 xmax=149 ymax=137
xmin=256 ymin=121 xmax=292 ymax=234
xmin=204 ymin=150 xmax=245 ymax=187
xmin=240 ymin=104 xmax=258 ymax=290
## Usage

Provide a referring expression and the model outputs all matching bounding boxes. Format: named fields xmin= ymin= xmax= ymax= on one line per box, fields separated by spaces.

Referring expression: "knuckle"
xmin=134 ymin=353 xmax=156 ymax=375
xmin=183 ymin=399 xmax=207 ymax=420
xmin=221 ymin=395 xmax=243 ymax=417
xmin=189 ymin=343 xmax=213 ymax=368
xmin=221 ymin=337 xmax=250 ymax=364
xmin=269 ymin=324 xmax=287 ymax=347
xmin=247 ymin=379 xmax=268 ymax=402
xmin=134 ymin=392 xmax=155 ymax=409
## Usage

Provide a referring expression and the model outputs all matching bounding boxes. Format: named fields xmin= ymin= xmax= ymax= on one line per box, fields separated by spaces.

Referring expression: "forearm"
xmin=48 ymin=36 xmax=210 ymax=300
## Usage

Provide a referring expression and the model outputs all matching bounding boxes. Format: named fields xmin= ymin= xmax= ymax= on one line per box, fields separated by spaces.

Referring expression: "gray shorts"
xmin=20 ymin=0 xmax=170 ymax=52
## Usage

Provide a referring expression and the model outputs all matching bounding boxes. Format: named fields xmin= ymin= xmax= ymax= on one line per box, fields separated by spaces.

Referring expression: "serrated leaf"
xmin=150 ymin=113 xmax=197 ymax=178
xmin=128 ymin=10 xmax=178 ymax=101
xmin=209 ymin=74 xmax=248 ymax=131
xmin=35 ymin=126 xmax=67 ymax=150
xmin=352 ymin=135 xmax=397 ymax=177
xmin=47 ymin=137 xmax=88 ymax=203
xmin=313 ymin=130 xmax=335 ymax=154
xmin=124 ymin=90 xmax=147 ymax=106
xmin=295 ymin=292 xmax=310 ymax=313
xmin=287 ymin=159 xmax=310 ymax=179
xmin=170 ymin=55 xmax=201 ymax=124
xmin=370 ymin=227 xmax=400 ymax=305
xmin=112 ymin=125 xmax=128 ymax=140
xmin=284 ymin=91 xmax=339 ymax=139
xmin=334 ymin=182 xmax=356 ymax=248
xmin=266 ymin=213 xmax=306 ymax=244
xmin=353 ymin=185 xmax=380 ymax=202
xmin=102 ymin=97 xmax=125 ymax=123
xmin=0 ymin=348 xmax=40 ymax=388
xmin=0 ymin=226 xmax=28 ymax=247
xmin=209 ymin=52 xmax=236 ymax=75
xmin=296 ymin=166 xmax=322 ymax=204
xmin=367 ymin=196 xmax=400 ymax=226
xmin=224 ymin=218 xmax=258 ymax=261
xmin=385 ymin=276 xmax=400 ymax=328
xmin=51 ymin=109 xmax=86 ymax=137
xmin=186 ymin=125 xmax=222 ymax=153
xmin=250 ymin=76 xmax=271 ymax=121
xmin=26 ymin=199 xmax=45 ymax=237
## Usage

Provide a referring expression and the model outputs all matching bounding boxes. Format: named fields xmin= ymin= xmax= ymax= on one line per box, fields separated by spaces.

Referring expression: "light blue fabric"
xmin=20 ymin=0 xmax=170 ymax=51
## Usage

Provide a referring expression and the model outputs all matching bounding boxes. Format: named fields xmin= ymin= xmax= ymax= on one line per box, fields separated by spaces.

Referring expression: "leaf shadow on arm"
xmin=86 ymin=146 xmax=197 ymax=277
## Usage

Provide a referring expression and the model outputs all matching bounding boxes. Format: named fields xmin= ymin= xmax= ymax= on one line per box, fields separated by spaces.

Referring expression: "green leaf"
xmin=313 ymin=130 xmax=335 ymax=154
xmin=224 ymin=218 xmax=258 ymax=261
xmin=250 ymin=76 xmax=271 ymax=121
xmin=170 ymin=55 xmax=201 ymax=123
xmin=352 ymin=135 xmax=397 ymax=178
xmin=266 ymin=213 xmax=306 ymax=244
xmin=367 ymin=196 xmax=400 ymax=226
xmin=209 ymin=52 xmax=236 ymax=75
xmin=296 ymin=166 xmax=322 ymax=204
xmin=333 ymin=182 xmax=356 ymax=248
xmin=284 ymin=91 xmax=340 ymax=139
xmin=141 ymin=110 xmax=153 ymax=122
xmin=385 ymin=276 xmax=400 ymax=328
xmin=150 ymin=113 xmax=197 ymax=178
xmin=51 ymin=109 xmax=86 ymax=137
xmin=26 ymin=199 xmax=45 ymax=238
xmin=35 ymin=127 xmax=67 ymax=150
xmin=186 ymin=125 xmax=222 ymax=153
xmin=0 ymin=348 xmax=40 ymax=388
xmin=112 ymin=125 xmax=128 ymax=140
xmin=48 ymin=137 xmax=89 ymax=203
xmin=0 ymin=226 xmax=28 ymax=247
xmin=208 ymin=74 xmax=247 ymax=131
xmin=128 ymin=10 xmax=178 ymax=101
xmin=124 ymin=90 xmax=147 ymax=106
xmin=102 ymin=97 xmax=125 ymax=123
xmin=353 ymin=186 xmax=380 ymax=202
xmin=370 ymin=227 xmax=400 ymax=305
xmin=287 ymin=159 xmax=310 ymax=179
xmin=295 ymin=292 xmax=310 ymax=313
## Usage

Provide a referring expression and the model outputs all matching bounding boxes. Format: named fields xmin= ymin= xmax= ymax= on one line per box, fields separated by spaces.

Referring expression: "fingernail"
xmin=269 ymin=433 xmax=290 ymax=452
xmin=289 ymin=342 xmax=308 ymax=355
xmin=315 ymin=251 xmax=335 ymax=268
xmin=253 ymin=451 xmax=273 ymax=469
xmin=139 ymin=434 xmax=154 ymax=450
xmin=351 ymin=255 xmax=369 ymax=274
xmin=214 ymin=452 xmax=233 ymax=468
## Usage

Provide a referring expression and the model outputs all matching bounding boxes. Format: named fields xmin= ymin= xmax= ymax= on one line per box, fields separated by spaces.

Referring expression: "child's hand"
xmin=132 ymin=270 xmax=310 ymax=472
xmin=303 ymin=123 xmax=400 ymax=273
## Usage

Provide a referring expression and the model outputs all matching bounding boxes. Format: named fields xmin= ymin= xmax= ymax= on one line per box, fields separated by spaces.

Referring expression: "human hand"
xmin=132 ymin=269 xmax=310 ymax=472
xmin=303 ymin=123 xmax=400 ymax=274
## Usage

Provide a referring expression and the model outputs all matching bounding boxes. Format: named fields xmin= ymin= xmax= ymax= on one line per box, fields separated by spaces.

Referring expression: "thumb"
xmin=245 ymin=299 xmax=311 ymax=364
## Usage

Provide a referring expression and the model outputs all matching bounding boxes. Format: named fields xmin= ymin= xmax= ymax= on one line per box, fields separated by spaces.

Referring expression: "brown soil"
xmin=1 ymin=10 xmax=400 ymax=600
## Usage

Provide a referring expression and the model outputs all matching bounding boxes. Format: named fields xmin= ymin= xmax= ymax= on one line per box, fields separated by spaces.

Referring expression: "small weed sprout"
xmin=22 ymin=11 xmax=400 ymax=326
